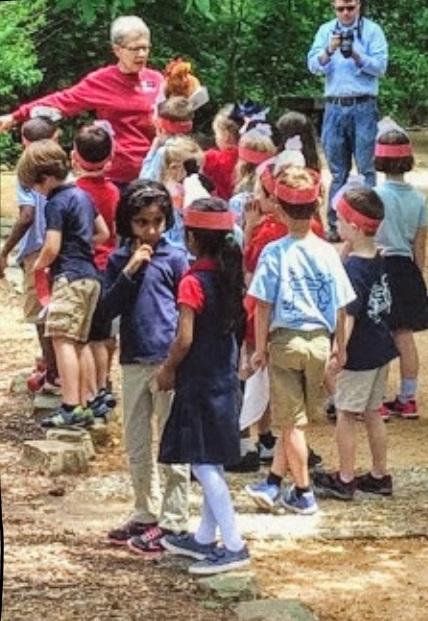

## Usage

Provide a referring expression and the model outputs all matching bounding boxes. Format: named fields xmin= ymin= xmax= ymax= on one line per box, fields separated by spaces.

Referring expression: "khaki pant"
xmin=21 ymin=251 xmax=43 ymax=323
xmin=122 ymin=363 xmax=189 ymax=532
xmin=45 ymin=276 xmax=100 ymax=342
xmin=336 ymin=365 xmax=389 ymax=413
xmin=269 ymin=328 xmax=330 ymax=431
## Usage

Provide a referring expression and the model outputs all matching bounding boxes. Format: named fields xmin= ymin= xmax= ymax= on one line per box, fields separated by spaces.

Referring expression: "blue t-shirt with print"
xmin=45 ymin=183 xmax=98 ymax=282
xmin=344 ymin=254 xmax=398 ymax=370
xmin=249 ymin=232 xmax=356 ymax=333
xmin=16 ymin=183 xmax=46 ymax=262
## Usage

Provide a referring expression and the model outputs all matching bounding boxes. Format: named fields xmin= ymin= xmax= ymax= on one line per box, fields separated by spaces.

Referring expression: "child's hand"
xmin=328 ymin=348 xmax=346 ymax=376
xmin=251 ymin=349 xmax=268 ymax=371
xmin=244 ymin=197 xmax=261 ymax=232
xmin=156 ymin=364 xmax=175 ymax=391
xmin=123 ymin=241 xmax=153 ymax=276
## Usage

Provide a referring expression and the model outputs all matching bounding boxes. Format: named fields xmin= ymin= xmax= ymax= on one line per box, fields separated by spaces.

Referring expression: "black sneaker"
xmin=225 ymin=451 xmax=260 ymax=473
xmin=355 ymin=472 xmax=393 ymax=496
xmin=312 ymin=471 xmax=355 ymax=500
xmin=308 ymin=447 xmax=324 ymax=472
xmin=107 ymin=520 xmax=158 ymax=546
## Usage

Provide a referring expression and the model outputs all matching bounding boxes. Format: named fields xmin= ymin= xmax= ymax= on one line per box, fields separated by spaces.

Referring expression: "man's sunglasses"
xmin=335 ymin=5 xmax=357 ymax=12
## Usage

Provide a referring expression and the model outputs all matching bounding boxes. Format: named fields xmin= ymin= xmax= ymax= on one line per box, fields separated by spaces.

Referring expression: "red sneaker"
xmin=27 ymin=370 xmax=46 ymax=393
xmin=127 ymin=525 xmax=173 ymax=557
xmin=383 ymin=397 xmax=418 ymax=420
xmin=378 ymin=404 xmax=390 ymax=422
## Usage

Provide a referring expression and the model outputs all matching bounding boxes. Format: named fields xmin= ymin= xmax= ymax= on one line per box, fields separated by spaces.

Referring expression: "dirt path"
xmin=1 ymin=272 xmax=428 ymax=621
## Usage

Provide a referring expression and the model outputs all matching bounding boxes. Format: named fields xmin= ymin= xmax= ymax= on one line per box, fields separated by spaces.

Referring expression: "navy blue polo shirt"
xmin=45 ymin=183 xmax=98 ymax=281
xmin=344 ymin=254 xmax=398 ymax=370
xmin=101 ymin=238 xmax=189 ymax=364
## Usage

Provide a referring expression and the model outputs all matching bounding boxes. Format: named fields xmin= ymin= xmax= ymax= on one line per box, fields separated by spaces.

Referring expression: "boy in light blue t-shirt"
xmin=246 ymin=165 xmax=355 ymax=515
xmin=0 ymin=117 xmax=59 ymax=390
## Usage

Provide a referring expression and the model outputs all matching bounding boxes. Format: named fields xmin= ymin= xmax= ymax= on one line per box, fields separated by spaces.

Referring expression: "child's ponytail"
xmin=218 ymin=232 xmax=246 ymax=338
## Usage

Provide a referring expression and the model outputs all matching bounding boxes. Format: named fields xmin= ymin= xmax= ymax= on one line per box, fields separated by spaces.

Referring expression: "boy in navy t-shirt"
xmin=314 ymin=187 xmax=397 ymax=500
xmin=16 ymin=139 xmax=109 ymax=427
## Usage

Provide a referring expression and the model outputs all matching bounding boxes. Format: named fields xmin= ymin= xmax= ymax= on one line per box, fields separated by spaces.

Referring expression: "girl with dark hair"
xmin=374 ymin=124 xmax=428 ymax=419
xmin=102 ymin=179 xmax=190 ymax=555
xmin=276 ymin=111 xmax=321 ymax=173
xmin=156 ymin=197 xmax=251 ymax=575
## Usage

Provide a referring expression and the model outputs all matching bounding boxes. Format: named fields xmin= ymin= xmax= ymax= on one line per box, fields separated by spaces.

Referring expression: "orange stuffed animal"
xmin=164 ymin=58 xmax=201 ymax=99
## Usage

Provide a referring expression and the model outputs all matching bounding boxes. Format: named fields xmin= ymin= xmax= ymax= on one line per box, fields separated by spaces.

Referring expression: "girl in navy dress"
xmin=374 ymin=122 xmax=428 ymax=419
xmin=157 ymin=197 xmax=251 ymax=575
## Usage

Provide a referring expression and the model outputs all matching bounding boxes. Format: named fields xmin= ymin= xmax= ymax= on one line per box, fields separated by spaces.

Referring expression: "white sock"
xmin=192 ymin=464 xmax=244 ymax=552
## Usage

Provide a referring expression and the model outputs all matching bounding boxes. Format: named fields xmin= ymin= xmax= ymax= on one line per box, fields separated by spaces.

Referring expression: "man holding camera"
xmin=308 ymin=0 xmax=388 ymax=242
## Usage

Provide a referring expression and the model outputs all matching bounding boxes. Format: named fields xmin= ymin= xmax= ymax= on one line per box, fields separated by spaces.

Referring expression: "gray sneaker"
xmin=161 ymin=533 xmax=217 ymax=560
xmin=188 ymin=545 xmax=251 ymax=575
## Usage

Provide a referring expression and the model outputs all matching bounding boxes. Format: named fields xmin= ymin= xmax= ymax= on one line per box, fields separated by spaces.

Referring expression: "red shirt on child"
xmin=76 ymin=176 xmax=119 ymax=271
xmin=202 ymin=146 xmax=239 ymax=200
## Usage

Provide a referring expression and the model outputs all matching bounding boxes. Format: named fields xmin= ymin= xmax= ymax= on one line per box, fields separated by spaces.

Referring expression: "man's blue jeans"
xmin=322 ymin=98 xmax=378 ymax=230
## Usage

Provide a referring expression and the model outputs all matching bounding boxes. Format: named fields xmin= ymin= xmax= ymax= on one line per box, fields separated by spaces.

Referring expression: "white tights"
xmin=191 ymin=464 xmax=244 ymax=552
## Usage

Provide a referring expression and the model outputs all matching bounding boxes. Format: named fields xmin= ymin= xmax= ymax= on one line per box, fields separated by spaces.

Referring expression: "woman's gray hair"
xmin=110 ymin=16 xmax=150 ymax=45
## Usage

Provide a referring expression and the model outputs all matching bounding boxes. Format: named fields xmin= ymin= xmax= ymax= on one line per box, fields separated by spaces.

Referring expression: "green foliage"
xmin=1 ymin=0 xmax=427 ymax=166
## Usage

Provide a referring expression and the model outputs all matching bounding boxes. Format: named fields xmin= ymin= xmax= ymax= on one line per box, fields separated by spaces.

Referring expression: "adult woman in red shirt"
xmin=0 ymin=16 xmax=163 ymax=186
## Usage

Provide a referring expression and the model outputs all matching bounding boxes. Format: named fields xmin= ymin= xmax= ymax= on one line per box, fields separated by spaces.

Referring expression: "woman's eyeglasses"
xmin=120 ymin=45 xmax=151 ymax=54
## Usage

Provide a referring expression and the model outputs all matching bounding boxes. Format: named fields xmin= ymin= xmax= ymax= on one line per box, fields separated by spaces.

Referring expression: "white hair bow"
xmin=183 ymin=174 xmax=210 ymax=209
xmin=244 ymin=123 xmax=273 ymax=139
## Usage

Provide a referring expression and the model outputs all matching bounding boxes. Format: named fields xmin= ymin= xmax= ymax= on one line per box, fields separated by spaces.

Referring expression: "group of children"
xmin=2 ymin=87 xmax=427 ymax=574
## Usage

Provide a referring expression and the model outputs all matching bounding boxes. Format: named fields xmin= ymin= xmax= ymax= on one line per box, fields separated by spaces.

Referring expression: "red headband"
xmin=184 ymin=210 xmax=235 ymax=230
xmin=73 ymin=149 xmax=112 ymax=173
xmin=337 ymin=196 xmax=381 ymax=233
xmin=158 ymin=118 xmax=193 ymax=135
xmin=274 ymin=169 xmax=321 ymax=204
xmin=238 ymin=146 xmax=275 ymax=165
xmin=260 ymin=166 xmax=276 ymax=195
xmin=375 ymin=143 xmax=413 ymax=158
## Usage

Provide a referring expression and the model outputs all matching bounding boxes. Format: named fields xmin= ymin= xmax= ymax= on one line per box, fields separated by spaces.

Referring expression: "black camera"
xmin=336 ymin=28 xmax=354 ymax=58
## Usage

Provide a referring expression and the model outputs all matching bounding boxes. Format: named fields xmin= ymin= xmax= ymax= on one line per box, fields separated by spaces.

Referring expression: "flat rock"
xmin=33 ymin=393 xmax=62 ymax=413
xmin=21 ymin=440 xmax=89 ymax=475
xmin=8 ymin=371 xmax=29 ymax=395
xmin=234 ymin=599 xmax=318 ymax=621
xmin=46 ymin=428 xmax=95 ymax=460
xmin=197 ymin=571 xmax=260 ymax=602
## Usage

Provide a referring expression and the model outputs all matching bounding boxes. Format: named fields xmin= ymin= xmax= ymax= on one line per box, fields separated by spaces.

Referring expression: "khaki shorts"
xmin=21 ymin=251 xmax=43 ymax=323
xmin=268 ymin=328 xmax=330 ymax=431
xmin=335 ymin=365 xmax=389 ymax=413
xmin=45 ymin=276 xmax=100 ymax=343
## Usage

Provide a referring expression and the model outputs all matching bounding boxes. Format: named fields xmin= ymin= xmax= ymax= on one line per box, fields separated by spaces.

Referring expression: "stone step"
xmin=21 ymin=439 xmax=89 ymax=475
xmin=46 ymin=428 xmax=95 ymax=460
xmin=33 ymin=393 xmax=62 ymax=414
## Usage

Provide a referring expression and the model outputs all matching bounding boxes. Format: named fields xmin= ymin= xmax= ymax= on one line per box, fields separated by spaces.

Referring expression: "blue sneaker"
xmin=281 ymin=485 xmax=318 ymax=515
xmin=245 ymin=480 xmax=280 ymax=510
xmin=161 ymin=533 xmax=217 ymax=560
xmin=41 ymin=405 xmax=94 ymax=428
xmin=90 ymin=399 xmax=110 ymax=419
xmin=188 ymin=545 xmax=251 ymax=575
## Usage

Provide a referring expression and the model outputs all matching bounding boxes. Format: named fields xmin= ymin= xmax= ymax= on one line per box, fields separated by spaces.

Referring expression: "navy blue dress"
xmin=159 ymin=268 xmax=240 ymax=466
